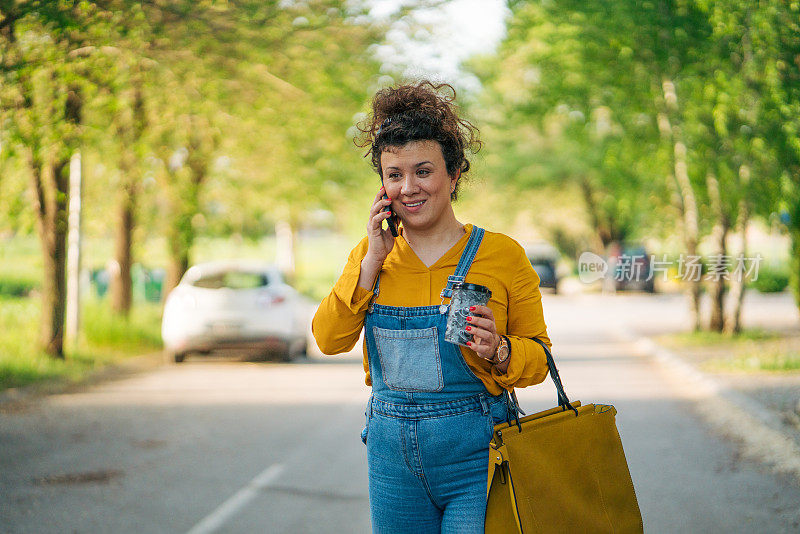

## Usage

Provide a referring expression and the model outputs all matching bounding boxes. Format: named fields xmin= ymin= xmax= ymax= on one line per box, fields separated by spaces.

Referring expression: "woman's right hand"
xmin=364 ymin=186 xmax=396 ymax=265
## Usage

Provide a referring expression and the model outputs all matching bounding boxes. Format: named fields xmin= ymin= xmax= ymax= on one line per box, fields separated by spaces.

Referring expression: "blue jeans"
xmin=362 ymin=394 xmax=509 ymax=533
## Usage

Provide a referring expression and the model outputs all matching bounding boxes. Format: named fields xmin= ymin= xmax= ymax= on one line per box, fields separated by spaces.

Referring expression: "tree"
xmin=0 ymin=1 xmax=121 ymax=357
xmin=758 ymin=1 xmax=800 ymax=312
xmin=471 ymin=0 xmax=793 ymax=331
xmin=470 ymin=2 xmax=663 ymax=254
xmin=137 ymin=0 xmax=384 ymax=289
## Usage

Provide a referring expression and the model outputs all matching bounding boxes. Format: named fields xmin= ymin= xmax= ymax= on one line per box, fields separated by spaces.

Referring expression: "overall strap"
xmin=368 ymin=272 xmax=381 ymax=312
xmin=439 ymin=226 xmax=485 ymax=300
xmin=373 ymin=273 xmax=381 ymax=299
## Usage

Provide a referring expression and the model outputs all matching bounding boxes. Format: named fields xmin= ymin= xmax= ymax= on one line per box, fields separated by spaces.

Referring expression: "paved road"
xmin=2 ymin=292 xmax=799 ymax=533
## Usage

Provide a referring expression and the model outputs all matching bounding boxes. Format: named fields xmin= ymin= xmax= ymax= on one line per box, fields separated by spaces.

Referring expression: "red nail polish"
xmin=466 ymin=341 xmax=472 ymax=346
xmin=469 ymin=306 xmax=476 ymax=311
xmin=466 ymin=316 xmax=472 ymax=322
xmin=466 ymin=326 xmax=472 ymax=331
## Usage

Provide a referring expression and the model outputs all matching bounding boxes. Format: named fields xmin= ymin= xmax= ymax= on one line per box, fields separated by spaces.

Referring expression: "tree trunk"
xmin=163 ymin=178 xmax=201 ymax=295
xmin=788 ymin=189 xmax=800 ymax=313
xmin=161 ymin=114 xmax=214 ymax=297
xmin=706 ymin=173 xmax=728 ymax=332
xmin=792 ymin=228 xmax=800 ymax=312
xmin=725 ymin=165 xmax=751 ymax=334
xmin=111 ymin=180 xmax=135 ymax=315
xmin=27 ymin=79 xmax=82 ymax=360
xmin=31 ymin=160 xmax=70 ymax=358
xmin=164 ymin=208 xmax=192 ymax=295
xmin=110 ymin=84 xmax=145 ymax=315
xmin=725 ymin=220 xmax=749 ymax=334
xmin=660 ymin=77 xmax=702 ymax=331
xmin=673 ymin=139 xmax=702 ymax=331
xmin=579 ymin=177 xmax=611 ymax=252
xmin=165 ymin=249 xmax=190 ymax=296
xmin=708 ymin=229 xmax=728 ymax=332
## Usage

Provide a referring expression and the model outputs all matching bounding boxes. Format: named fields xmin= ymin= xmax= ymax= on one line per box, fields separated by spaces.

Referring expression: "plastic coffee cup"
xmin=444 ymin=282 xmax=492 ymax=346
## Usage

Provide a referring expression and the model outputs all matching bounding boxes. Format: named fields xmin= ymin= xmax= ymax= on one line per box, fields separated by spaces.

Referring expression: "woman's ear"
xmin=450 ymin=170 xmax=461 ymax=193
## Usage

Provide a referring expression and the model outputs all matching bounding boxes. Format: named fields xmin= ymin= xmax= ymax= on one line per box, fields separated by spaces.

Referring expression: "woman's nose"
xmin=400 ymin=175 xmax=418 ymax=196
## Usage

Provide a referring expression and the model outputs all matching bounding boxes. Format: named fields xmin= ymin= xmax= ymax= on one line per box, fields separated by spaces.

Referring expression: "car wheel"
xmin=173 ymin=352 xmax=186 ymax=363
xmin=276 ymin=345 xmax=294 ymax=363
xmin=283 ymin=338 xmax=307 ymax=362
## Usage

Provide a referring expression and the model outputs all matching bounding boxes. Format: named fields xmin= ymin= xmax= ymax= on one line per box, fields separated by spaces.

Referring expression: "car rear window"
xmin=191 ymin=271 xmax=269 ymax=290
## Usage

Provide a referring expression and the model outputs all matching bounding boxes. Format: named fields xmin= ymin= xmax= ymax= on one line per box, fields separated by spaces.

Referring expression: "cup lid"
xmin=453 ymin=282 xmax=492 ymax=297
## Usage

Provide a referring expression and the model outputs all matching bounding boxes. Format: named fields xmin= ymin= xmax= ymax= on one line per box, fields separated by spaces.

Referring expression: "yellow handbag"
xmin=485 ymin=338 xmax=643 ymax=534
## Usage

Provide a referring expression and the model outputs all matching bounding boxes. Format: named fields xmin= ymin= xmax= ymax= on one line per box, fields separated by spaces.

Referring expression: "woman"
xmin=312 ymin=80 xmax=551 ymax=533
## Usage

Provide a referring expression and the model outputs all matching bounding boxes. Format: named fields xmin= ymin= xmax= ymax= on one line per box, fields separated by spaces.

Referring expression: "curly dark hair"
xmin=355 ymin=80 xmax=481 ymax=201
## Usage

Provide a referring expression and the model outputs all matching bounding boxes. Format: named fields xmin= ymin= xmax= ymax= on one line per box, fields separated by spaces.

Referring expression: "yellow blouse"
xmin=311 ymin=224 xmax=551 ymax=395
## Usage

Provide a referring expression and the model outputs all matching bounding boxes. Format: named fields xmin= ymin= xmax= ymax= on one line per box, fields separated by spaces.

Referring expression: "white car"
xmin=161 ymin=261 xmax=310 ymax=363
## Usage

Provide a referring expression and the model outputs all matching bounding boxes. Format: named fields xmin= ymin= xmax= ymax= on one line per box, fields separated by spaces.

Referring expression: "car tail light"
xmin=257 ymin=293 xmax=285 ymax=307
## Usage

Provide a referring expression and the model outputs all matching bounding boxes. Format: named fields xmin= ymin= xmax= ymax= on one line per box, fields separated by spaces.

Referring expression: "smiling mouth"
xmin=403 ymin=200 xmax=426 ymax=208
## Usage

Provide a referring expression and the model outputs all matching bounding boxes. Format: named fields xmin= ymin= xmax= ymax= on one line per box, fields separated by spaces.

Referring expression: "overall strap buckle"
xmin=368 ymin=273 xmax=382 ymax=313
xmin=439 ymin=275 xmax=465 ymax=300
xmin=440 ymin=227 xmax=485 ymax=300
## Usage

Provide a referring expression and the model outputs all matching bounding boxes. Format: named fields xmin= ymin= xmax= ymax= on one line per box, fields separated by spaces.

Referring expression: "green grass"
xmin=664 ymin=327 xmax=782 ymax=346
xmin=81 ymin=297 xmax=163 ymax=351
xmin=703 ymin=351 xmax=800 ymax=372
xmin=0 ymin=295 xmax=162 ymax=391
xmin=660 ymin=328 xmax=800 ymax=373
xmin=0 ymin=297 xmax=68 ymax=388
xmin=0 ymin=236 xmax=41 ymax=296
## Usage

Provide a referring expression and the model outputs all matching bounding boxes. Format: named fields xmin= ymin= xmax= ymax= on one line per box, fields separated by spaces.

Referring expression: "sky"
xmin=367 ymin=0 xmax=509 ymax=91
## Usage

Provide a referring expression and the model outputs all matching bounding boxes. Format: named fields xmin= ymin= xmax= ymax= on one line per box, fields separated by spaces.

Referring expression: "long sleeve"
xmin=312 ymin=238 xmax=374 ymax=355
xmin=490 ymin=244 xmax=551 ymax=390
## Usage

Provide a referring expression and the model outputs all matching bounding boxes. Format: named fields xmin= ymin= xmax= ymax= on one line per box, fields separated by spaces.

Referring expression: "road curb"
xmin=615 ymin=328 xmax=800 ymax=485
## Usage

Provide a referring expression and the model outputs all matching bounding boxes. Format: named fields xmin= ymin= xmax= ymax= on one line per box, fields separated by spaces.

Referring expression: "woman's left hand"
xmin=464 ymin=305 xmax=500 ymax=361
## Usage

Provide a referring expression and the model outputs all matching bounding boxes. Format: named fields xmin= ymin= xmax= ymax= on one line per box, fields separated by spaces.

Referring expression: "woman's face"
xmin=380 ymin=140 xmax=459 ymax=234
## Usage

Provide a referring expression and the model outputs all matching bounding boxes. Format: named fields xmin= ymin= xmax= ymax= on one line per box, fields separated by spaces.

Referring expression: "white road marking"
xmin=186 ymin=463 xmax=285 ymax=534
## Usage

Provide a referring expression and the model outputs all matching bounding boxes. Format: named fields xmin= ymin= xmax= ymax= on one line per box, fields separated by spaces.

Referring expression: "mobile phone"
xmin=381 ymin=192 xmax=399 ymax=237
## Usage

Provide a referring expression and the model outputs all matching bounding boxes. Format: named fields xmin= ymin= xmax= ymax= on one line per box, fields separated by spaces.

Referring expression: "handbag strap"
xmin=505 ymin=337 xmax=577 ymax=431
xmin=487 ymin=446 xmax=524 ymax=533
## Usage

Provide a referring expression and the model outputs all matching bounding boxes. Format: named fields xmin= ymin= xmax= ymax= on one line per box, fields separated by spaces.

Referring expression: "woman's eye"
xmin=417 ymin=169 xmax=431 ymax=176
xmin=387 ymin=172 xmax=401 ymax=180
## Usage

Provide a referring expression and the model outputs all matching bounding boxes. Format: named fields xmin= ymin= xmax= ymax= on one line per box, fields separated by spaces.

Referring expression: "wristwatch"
xmin=492 ymin=336 xmax=510 ymax=365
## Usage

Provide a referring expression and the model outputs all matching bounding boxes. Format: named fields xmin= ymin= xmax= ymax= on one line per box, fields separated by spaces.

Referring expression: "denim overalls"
xmin=360 ymin=226 xmax=510 ymax=533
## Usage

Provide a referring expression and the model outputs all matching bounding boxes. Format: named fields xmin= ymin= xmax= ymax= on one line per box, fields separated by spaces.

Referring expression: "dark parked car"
xmin=525 ymin=242 xmax=560 ymax=293
xmin=611 ymin=244 xmax=655 ymax=293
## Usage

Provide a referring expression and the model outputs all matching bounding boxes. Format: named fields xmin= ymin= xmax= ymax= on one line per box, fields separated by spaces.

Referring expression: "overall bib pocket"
xmin=373 ymin=326 xmax=443 ymax=392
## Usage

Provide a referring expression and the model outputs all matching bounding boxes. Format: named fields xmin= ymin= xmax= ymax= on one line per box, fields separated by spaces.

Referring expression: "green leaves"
xmin=471 ymin=0 xmax=799 ymax=250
